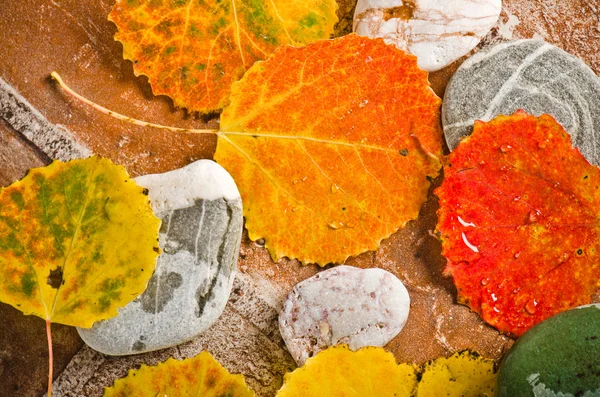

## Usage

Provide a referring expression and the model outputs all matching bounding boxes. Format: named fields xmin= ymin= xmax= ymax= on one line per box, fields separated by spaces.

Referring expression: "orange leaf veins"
xmin=109 ymin=0 xmax=338 ymax=113
xmin=436 ymin=111 xmax=600 ymax=336
xmin=215 ymin=34 xmax=443 ymax=265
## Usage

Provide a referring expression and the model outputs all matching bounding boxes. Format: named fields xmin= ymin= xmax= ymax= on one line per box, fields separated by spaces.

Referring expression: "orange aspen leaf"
xmin=103 ymin=352 xmax=254 ymax=397
xmin=52 ymin=34 xmax=443 ymax=265
xmin=436 ymin=111 xmax=600 ymax=336
xmin=275 ymin=345 xmax=418 ymax=397
xmin=109 ymin=0 xmax=339 ymax=113
xmin=215 ymin=34 xmax=443 ymax=265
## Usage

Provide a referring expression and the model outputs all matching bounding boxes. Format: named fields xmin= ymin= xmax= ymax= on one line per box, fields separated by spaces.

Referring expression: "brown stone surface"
xmin=0 ymin=0 xmax=599 ymax=396
xmin=502 ymin=0 xmax=600 ymax=73
xmin=0 ymin=121 xmax=49 ymax=185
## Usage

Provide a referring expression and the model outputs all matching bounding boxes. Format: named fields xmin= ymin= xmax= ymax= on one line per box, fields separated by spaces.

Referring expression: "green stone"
xmin=497 ymin=304 xmax=600 ymax=396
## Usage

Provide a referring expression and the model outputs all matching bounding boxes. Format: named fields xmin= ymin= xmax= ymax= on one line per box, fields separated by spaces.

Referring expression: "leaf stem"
xmin=49 ymin=71 xmax=219 ymax=135
xmin=46 ymin=319 xmax=53 ymax=397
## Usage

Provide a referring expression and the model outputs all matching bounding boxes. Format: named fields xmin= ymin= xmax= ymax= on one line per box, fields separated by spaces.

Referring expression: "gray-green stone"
xmin=77 ymin=160 xmax=243 ymax=355
xmin=443 ymin=39 xmax=600 ymax=165
xmin=497 ymin=304 xmax=600 ymax=396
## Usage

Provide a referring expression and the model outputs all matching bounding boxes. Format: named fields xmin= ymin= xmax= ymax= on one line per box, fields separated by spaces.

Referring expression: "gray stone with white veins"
xmin=279 ymin=265 xmax=410 ymax=366
xmin=77 ymin=160 xmax=243 ymax=356
xmin=443 ymin=39 xmax=600 ymax=164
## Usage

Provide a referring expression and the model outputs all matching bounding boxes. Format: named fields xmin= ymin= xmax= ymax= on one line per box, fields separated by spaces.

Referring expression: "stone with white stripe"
xmin=443 ymin=39 xmax=600 ymax=165
xmin=77 ymin=160 xmax=243 ymax=355
xmin=353 ymin=0 xmax=501 ymax=72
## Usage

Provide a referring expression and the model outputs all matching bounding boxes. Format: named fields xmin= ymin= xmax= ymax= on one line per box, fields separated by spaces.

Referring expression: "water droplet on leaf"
xmin=328 ymin=221 xmax=344 ymax=230
xmin=558 ymin=252 xmax=569 ymax=264
xmin=528 ymin=210 xmax=540 ymax=223
xmin=525 ymin=299 xmax=538 ymax=314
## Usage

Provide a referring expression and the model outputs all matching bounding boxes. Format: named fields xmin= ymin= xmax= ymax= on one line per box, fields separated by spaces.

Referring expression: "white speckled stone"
xmin=279 ymin=265 xmax=410 ymax=365
xmin=353 ymin=0 xmax=501 ymax=72
xmin=77 ymin=160 xmax=243 ymax=355
xmin=443 ymin=40 xmax=600 ymax=165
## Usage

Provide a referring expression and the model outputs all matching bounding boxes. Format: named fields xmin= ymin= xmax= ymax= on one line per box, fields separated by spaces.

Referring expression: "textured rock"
xmin=279 ymin=265 xmax=410 ymax=366
xmin=353 ymin=0 xmax=501 ymax=72
xmin=497 ymin=304 xmax=600 ymax=397
xmin=77 ymin=160 xmax=243 ymax=355
xmin=443 ymin=39 xmax=600 ymax=164
xmin=0 ymin=77 xmax=90 ymax=161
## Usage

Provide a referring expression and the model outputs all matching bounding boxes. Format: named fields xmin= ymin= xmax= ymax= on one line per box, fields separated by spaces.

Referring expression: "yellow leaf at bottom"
xmin=103 ymin=352 xmax=254 ymax=397
xmin=416 ymin=351 xmax=497 ymax=397
xmin=275 ymin=345 xmax=417 ymax=397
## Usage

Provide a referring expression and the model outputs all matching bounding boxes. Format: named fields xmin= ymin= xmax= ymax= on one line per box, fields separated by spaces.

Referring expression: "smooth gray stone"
xmin=77 ymin=160 xmax=243 ymax=356
xmin=443 ymin=39 xmax=600 ymax=164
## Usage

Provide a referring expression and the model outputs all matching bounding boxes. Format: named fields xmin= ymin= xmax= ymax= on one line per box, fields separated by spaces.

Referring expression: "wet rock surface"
xmin=497 ymin=304 xmax=600 ymax=396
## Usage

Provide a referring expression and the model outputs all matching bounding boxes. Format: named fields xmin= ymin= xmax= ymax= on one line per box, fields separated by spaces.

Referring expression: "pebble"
xmin=353 ymin=0 xmax=501 ymax=72
xmin=77 ymin=160 xmax=243 ymax=355
xmin=443 ymin=39 xmax=600 ymax=165
xmin=279 ymin=265 xmax=410 ymax=366
xmin=497 ymin=304 xmax=600 ymax=396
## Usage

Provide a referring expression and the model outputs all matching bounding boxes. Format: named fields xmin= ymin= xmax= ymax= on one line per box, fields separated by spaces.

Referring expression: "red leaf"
xmin=436 ymin=111 xmax=600 ymax=336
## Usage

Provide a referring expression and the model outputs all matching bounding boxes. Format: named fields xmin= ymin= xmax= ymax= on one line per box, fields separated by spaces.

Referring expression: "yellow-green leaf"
xmin=275 ymin=345 xmax=418 ymax=397
xmin=109 ymin=0 xmax=339 ymax=113
xmin=0 ymin=156 xmax=160 ymax=328
xmin=103 ymin=351 xmax=254 ymax=397
xmin=416 ymin=351 xmax=497 ymax=397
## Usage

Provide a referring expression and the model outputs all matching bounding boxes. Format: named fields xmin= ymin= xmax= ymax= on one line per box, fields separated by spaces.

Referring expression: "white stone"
xmin=279 ymin=265 xmax=410 ymax=365
xmin=353 ymin=0 xmax=501 ymax=72
xmin=77 ymin=160 xmax=243 ymax=355
xmin=135 ymin=159 xmax=241 ymax=216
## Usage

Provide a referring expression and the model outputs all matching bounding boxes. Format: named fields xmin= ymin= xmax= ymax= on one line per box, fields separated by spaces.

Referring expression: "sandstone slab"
xmin=77 ymin=160 xmax=243 ymax=355
xmin=443 ymin=39 xmax=600 ymax=164
xmin=353 ymin=0 xmax=501 ymax=72
xmin=279 ymin=265 xmax=410 ymax=366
